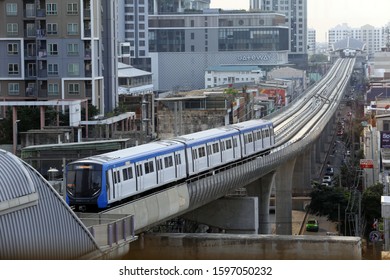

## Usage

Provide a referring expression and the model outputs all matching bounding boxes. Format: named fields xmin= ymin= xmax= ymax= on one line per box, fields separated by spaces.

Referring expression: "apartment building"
xmin=0 ymin=0 xmax=120 ymax=114
xmin=259 ymin=0 xmax=308 ymax=68
xmin=328 ymin=23 xmax=383 ymax=57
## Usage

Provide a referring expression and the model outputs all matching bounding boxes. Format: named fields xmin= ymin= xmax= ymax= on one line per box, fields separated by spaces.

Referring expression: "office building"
xmin=148 ymin=9 xmax=289 ymax=91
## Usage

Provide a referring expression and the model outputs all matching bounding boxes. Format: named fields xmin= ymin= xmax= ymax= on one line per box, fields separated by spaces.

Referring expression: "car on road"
xmin=325 ymin=167 xmax=334 ymax=176
xmin=306 ymin=219 xmax=319 ymax=232
xmin=322 ymin=175 xmax=332 ymax=183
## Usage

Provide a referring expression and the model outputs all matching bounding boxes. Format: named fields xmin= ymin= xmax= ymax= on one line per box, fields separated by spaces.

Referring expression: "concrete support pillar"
xmin=275 ymin=157 xmax=296 ymax=235
xmin=292 ymin=148 xmax=312 ymax=195
xmin=246 ymin=171 xmax=276 ymax=234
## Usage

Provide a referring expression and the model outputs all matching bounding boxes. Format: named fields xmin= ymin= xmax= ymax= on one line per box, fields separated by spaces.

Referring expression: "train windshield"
xmin=66 ymin=163 xmax=102 ymax=198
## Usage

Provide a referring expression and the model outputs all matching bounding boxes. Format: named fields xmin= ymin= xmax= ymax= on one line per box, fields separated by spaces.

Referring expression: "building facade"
xmin=328 ymin=23 xmax=384 ymax=57
xmin=307 ymin=28 xmax=316 ymax=55
xmin=149 ymin=10 xmax=289 ymax=92
xmin=0 ymin=0 xmax=107 ymax=113
xmin=259 ymin=0 xmax=308 ymax=68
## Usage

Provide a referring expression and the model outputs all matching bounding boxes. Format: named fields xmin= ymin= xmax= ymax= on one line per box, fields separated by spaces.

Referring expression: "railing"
xmin=77 ymin=213 xmax=136 ymax=248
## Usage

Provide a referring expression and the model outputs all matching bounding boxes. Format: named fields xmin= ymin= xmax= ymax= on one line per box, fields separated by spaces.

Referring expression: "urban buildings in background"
xmin=328 ymin=23 xmax=384 ymax=57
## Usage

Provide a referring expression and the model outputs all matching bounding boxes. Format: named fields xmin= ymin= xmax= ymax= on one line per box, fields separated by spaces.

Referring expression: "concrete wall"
xmin=127 ymin=233 xmax=362 ymax=260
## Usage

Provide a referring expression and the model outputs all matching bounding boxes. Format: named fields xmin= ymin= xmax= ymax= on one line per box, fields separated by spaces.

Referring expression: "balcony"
xmin=84 ymin=29 xmax=91 ymax=38
xmin=84 ymin=9 xmax=91 ymax=18
xmin=36 ymin=29 xmax=46 ymax=39
xmin=36 ymin=9 xmax=46 ymax=17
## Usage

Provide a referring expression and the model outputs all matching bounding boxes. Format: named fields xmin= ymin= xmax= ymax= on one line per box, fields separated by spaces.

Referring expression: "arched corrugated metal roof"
xmin=0 ymin=150 xmax=102 ymax=259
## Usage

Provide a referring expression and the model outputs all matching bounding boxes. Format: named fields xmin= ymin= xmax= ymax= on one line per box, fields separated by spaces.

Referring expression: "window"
xmin=46 ymin=3 xmax=58 ymax=15
xmin=48 ymin=83 xmax=59 ymax=95
xmin=67 ymin=43 xmax=79 ymax=55
xmin=67 ymin=23 xmax=79 ymax=35
xmin=136 ymin=164 xmax=143 ymax=176
xmin=7 ymin=23 xmax=18 ymax=35
xmin=68 ymin=63 xmax=79 ymax=76
xmin=8 ymin=63 xmax=19 ymax=75
xmin=48 ymin=43 xmax=58 ymax=55
xmin=6 ymin=3 xmax=17 ymax=16
xmin=123 ymin=167 xmax=133 ymax=180
xmin=7 ymin=43 xmax=18 ymax=55
xmin=226 ymin=139 xmax=232 ymax=149
xmin=67 ymin=3 xmax=78 ymax=15
xmin=233 ymin=138 xmax=238 ymax=147
xmin=47 ymin=23 xmax=58 ymax=35
xmin=68 ymin=83 xmax=80 ymax=94
xmin=156 ymin=159 xmax=163 ymax=170
xmin=192 ymin=149 xmax=198 ymax=159
xmin=48 ymin=64 xmax=59 ymax=75
xmin=144 ymin=161 xmax=154 ymax=174
xmin=198 ymin=147 xmax=206 ymax=158
xmin=175 ymin=154 xmax=181 ymax=165
xmin=8 ymin=83 xmax=19 ymax=95
xmin=164 ymin=156 xmax=173 ymax=168
xmin=212 ymin=143 xmax=219 ymax=153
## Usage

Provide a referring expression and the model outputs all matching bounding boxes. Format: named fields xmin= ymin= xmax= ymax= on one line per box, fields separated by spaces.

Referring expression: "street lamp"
xmin=13 ymin=119 xmax=20 ymax=155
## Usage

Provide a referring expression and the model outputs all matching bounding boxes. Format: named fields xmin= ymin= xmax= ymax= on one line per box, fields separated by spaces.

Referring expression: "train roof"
xmin=229 ymin=119 xmax=273 ymax=133
xmin=70 ymin=140 xmax=184 ymax=166
xmin=171 ymin=126 xmax=240 ymax=147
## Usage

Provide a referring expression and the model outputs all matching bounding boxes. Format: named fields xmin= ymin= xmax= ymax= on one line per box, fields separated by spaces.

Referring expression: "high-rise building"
xmin=0 ymin=0 xmax=120 ymax=114
xmin=250 ymin=0 xmax=262 ymax=11
xmin=307 ymin=28 xmax=316 ymax=55
xmin=258 ymin=0 xmax=308 ymax=67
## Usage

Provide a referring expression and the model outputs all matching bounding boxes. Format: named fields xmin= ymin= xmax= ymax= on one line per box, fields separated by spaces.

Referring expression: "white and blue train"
xmin=65 ymin=119 xmax=275 ymax=210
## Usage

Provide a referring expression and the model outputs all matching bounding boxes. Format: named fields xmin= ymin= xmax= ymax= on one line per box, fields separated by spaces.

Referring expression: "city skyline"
xmin=210 ymin=0 xmax=390 ymax=42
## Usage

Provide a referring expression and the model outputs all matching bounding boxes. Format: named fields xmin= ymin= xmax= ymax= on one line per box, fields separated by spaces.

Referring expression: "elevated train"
xmin=65 ymin=119 xmax=275 ymax=210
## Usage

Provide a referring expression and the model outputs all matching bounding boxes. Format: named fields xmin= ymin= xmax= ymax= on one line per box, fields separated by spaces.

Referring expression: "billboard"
xmin=360 ymin=159 xmax=374 ymax=169
xmin=259 ymin=88 xmax=286 ymax=106
xmin=380 ymin=131 xmax=390 ymax=148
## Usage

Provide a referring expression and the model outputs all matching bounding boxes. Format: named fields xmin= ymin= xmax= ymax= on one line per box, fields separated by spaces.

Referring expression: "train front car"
xmin=65 ymin=161 xmax=105 ymax=211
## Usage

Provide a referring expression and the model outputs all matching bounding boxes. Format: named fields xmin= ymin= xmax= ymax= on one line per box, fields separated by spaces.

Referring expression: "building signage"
xmin=237 ymin=53 xmax=273 ymax=62
xmin=360 ymin=159 xmax=374 ymax=169
xmin=380 ymin=131 xmax=390 ymax=148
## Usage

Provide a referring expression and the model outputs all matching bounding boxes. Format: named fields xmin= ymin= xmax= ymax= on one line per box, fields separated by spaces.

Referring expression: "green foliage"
xmin=308 ymin=185 xmax=349 ymax=222
xmin=309 ymin=54 xmax=329 ymax=63
xmin=361 ymin=183 xmax=383 ymax=237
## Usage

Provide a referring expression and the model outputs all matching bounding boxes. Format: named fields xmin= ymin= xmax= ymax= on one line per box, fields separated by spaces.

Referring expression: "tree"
xmin=308 ymin=185 xmax=350 ymax=223
xmin=361 ymin=183 xmax=383 ymax=237
xmin=224 ymin=85 xmax=239 ymax=124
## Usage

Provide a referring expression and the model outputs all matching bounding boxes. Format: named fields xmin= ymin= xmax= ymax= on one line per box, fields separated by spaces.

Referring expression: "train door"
xmin=156 ymin=157 xmax=164 ymax=184
xmin=113 ymin=168 xmax=122 ymax=199
xmin=135 ymin=163 xmax=144 ymax=191
xmin=106 ymin=169 xmax=115 ymax=203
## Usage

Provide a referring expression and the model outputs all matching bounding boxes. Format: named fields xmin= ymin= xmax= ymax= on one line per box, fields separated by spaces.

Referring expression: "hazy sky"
xmin=210 ymin=0 xmax=390 ymax=42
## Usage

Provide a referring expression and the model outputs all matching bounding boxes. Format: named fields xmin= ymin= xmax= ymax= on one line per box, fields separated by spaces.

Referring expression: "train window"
xmin=116 ymin=171 xmax=121 ymax=183
xmin=207 ymin=145 xmax=212 ymax=155
xmin=265 ymin=129 xmax=269 ymax=138
xmin=257 ymin=131 xmax=262 ymax=140
xmin=198 ymin=147 xmax=206 ymax=158
xmin=164 ymin=156 xmax=173 ymax=168
xmin=175 ymin=154 xmax=181 ymax=165
xmin=221 ymin=141 xmax=225 ymax=151
xmin=128 ymin=167 xmax=133 ymax=179
xmin=192 ymin=149 xmax=198 ymax=159
xmin=123 ymin=169 xmax=128 ymax=181
xmin=156 ymin=158 xmax=163 ymax=170
xmin=226 ymin=139 xmax=232 ymax=149
xmin=212 ymin=143 xmax=219 ymax=153
xmin=136 ymin=164 xmax=143 ymax=176
xmin=113 ymin=172 xmax=117 ymax=184
xmin=247 ymin=134 xmax=253 ymax=143
xmin=144 ymin=161 xmax=154 ymax=174
xmin=233 ymin=138 xmax=238 ymax=147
